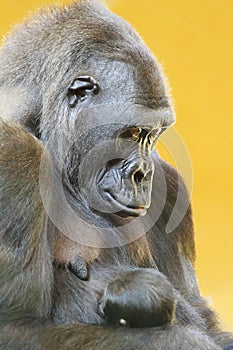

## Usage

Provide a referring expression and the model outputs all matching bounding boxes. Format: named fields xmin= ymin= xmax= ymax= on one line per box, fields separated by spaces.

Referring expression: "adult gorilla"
xmin=0 ymin=1 xmax=232 ymax=349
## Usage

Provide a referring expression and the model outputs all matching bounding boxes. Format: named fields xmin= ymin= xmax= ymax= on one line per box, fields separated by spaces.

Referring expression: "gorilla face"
xmin=61 ymin=58 xmax=174 ymax=218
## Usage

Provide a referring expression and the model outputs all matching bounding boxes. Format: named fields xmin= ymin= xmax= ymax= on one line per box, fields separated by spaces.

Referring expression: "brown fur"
xmin=0 ymin=1 xmax=232 ymax=350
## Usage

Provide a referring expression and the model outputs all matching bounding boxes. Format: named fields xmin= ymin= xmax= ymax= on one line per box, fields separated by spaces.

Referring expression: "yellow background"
xmin=0 ymin=0 xmax=232 ymax=330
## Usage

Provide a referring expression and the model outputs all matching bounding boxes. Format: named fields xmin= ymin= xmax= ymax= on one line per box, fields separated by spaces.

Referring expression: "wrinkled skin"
xmin=0 ymin=1 xmax=232 ymax=350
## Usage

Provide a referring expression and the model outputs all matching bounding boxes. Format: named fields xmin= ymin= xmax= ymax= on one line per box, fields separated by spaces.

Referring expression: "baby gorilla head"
xmin=100 ymin=269 xmax=176 ymax=328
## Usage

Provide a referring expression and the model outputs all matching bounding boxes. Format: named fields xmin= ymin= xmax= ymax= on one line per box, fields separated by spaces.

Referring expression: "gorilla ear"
xmin=0 ymin=84 xmax=42 ymax=136
xmin=68 ymin=76 xmax=99 ymax=108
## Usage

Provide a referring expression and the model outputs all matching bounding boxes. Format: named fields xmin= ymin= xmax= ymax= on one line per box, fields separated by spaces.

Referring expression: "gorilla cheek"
xmin=64 ymin=139 xmax=123 ymax=214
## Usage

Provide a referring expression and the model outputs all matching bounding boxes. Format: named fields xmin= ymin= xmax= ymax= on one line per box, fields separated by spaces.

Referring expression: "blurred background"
xmin=0 ymin=0 xmax=232 ymax=330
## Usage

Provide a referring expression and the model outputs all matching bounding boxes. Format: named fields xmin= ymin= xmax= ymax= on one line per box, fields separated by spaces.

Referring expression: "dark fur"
xmin=99 ymin=268 xmax=176 ymax=327
xmin=0 ymin=1 xmax=232 ymax=349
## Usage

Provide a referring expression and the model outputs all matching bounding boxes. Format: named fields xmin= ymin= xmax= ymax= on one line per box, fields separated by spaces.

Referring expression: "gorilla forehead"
xmin=0 ymin=0 xmax=164 ymax=90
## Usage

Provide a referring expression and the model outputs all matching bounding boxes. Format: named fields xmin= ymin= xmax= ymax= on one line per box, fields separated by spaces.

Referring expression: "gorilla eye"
xmin=119 ymin=127 xmax=142 ymax=142
xmin=67 ymin=76 xmax=99 ymax=107
xmin=129 ymin=127 xmax=142 ymax=141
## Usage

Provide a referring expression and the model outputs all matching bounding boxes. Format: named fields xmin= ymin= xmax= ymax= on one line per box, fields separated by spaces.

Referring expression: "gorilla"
xmin=0 ymin=1 xmax=232 ymax=349
xmin=99 ymin=268 xmax=176 ymax=327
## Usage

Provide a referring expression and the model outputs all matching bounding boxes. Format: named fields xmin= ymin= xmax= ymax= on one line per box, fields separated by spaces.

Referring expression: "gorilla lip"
xmin=104 ymin=191 xmax=148 ymax=217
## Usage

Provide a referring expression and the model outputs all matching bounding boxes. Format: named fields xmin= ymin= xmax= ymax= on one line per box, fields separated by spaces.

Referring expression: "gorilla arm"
xmin=0 ymin=118 xmax=53 ymax=349
xmin=0 ymin=118 xmax=53 ymax=315
xmin=41 ymin=323 xmax=222 ymax=350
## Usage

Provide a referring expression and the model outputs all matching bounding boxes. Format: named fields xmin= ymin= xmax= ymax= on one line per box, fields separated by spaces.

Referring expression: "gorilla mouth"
xmin=96 ymin=157 xmax=153 ymax=218
xmin=104 ymin=190 xmax=148 ymax=217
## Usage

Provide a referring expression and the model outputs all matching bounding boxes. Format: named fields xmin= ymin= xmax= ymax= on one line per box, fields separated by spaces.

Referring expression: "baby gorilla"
xmin=100 ymin=269 xmax=176 ymax=328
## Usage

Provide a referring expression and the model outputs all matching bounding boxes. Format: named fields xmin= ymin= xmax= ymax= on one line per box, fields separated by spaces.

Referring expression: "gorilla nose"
xmin=122 ymin=157 xmax=153 ymax=185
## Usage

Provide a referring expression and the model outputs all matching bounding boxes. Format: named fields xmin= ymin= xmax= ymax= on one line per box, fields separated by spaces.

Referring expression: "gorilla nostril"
xmin=133 ymin=169 xmax=145 ymax=184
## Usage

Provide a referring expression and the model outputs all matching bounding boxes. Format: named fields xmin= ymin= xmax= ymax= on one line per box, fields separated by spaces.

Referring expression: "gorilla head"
xmin=99 ymin=268 xmax=176 ymax=327
xmin=0 ymin=0 xmax=175 ymax=245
